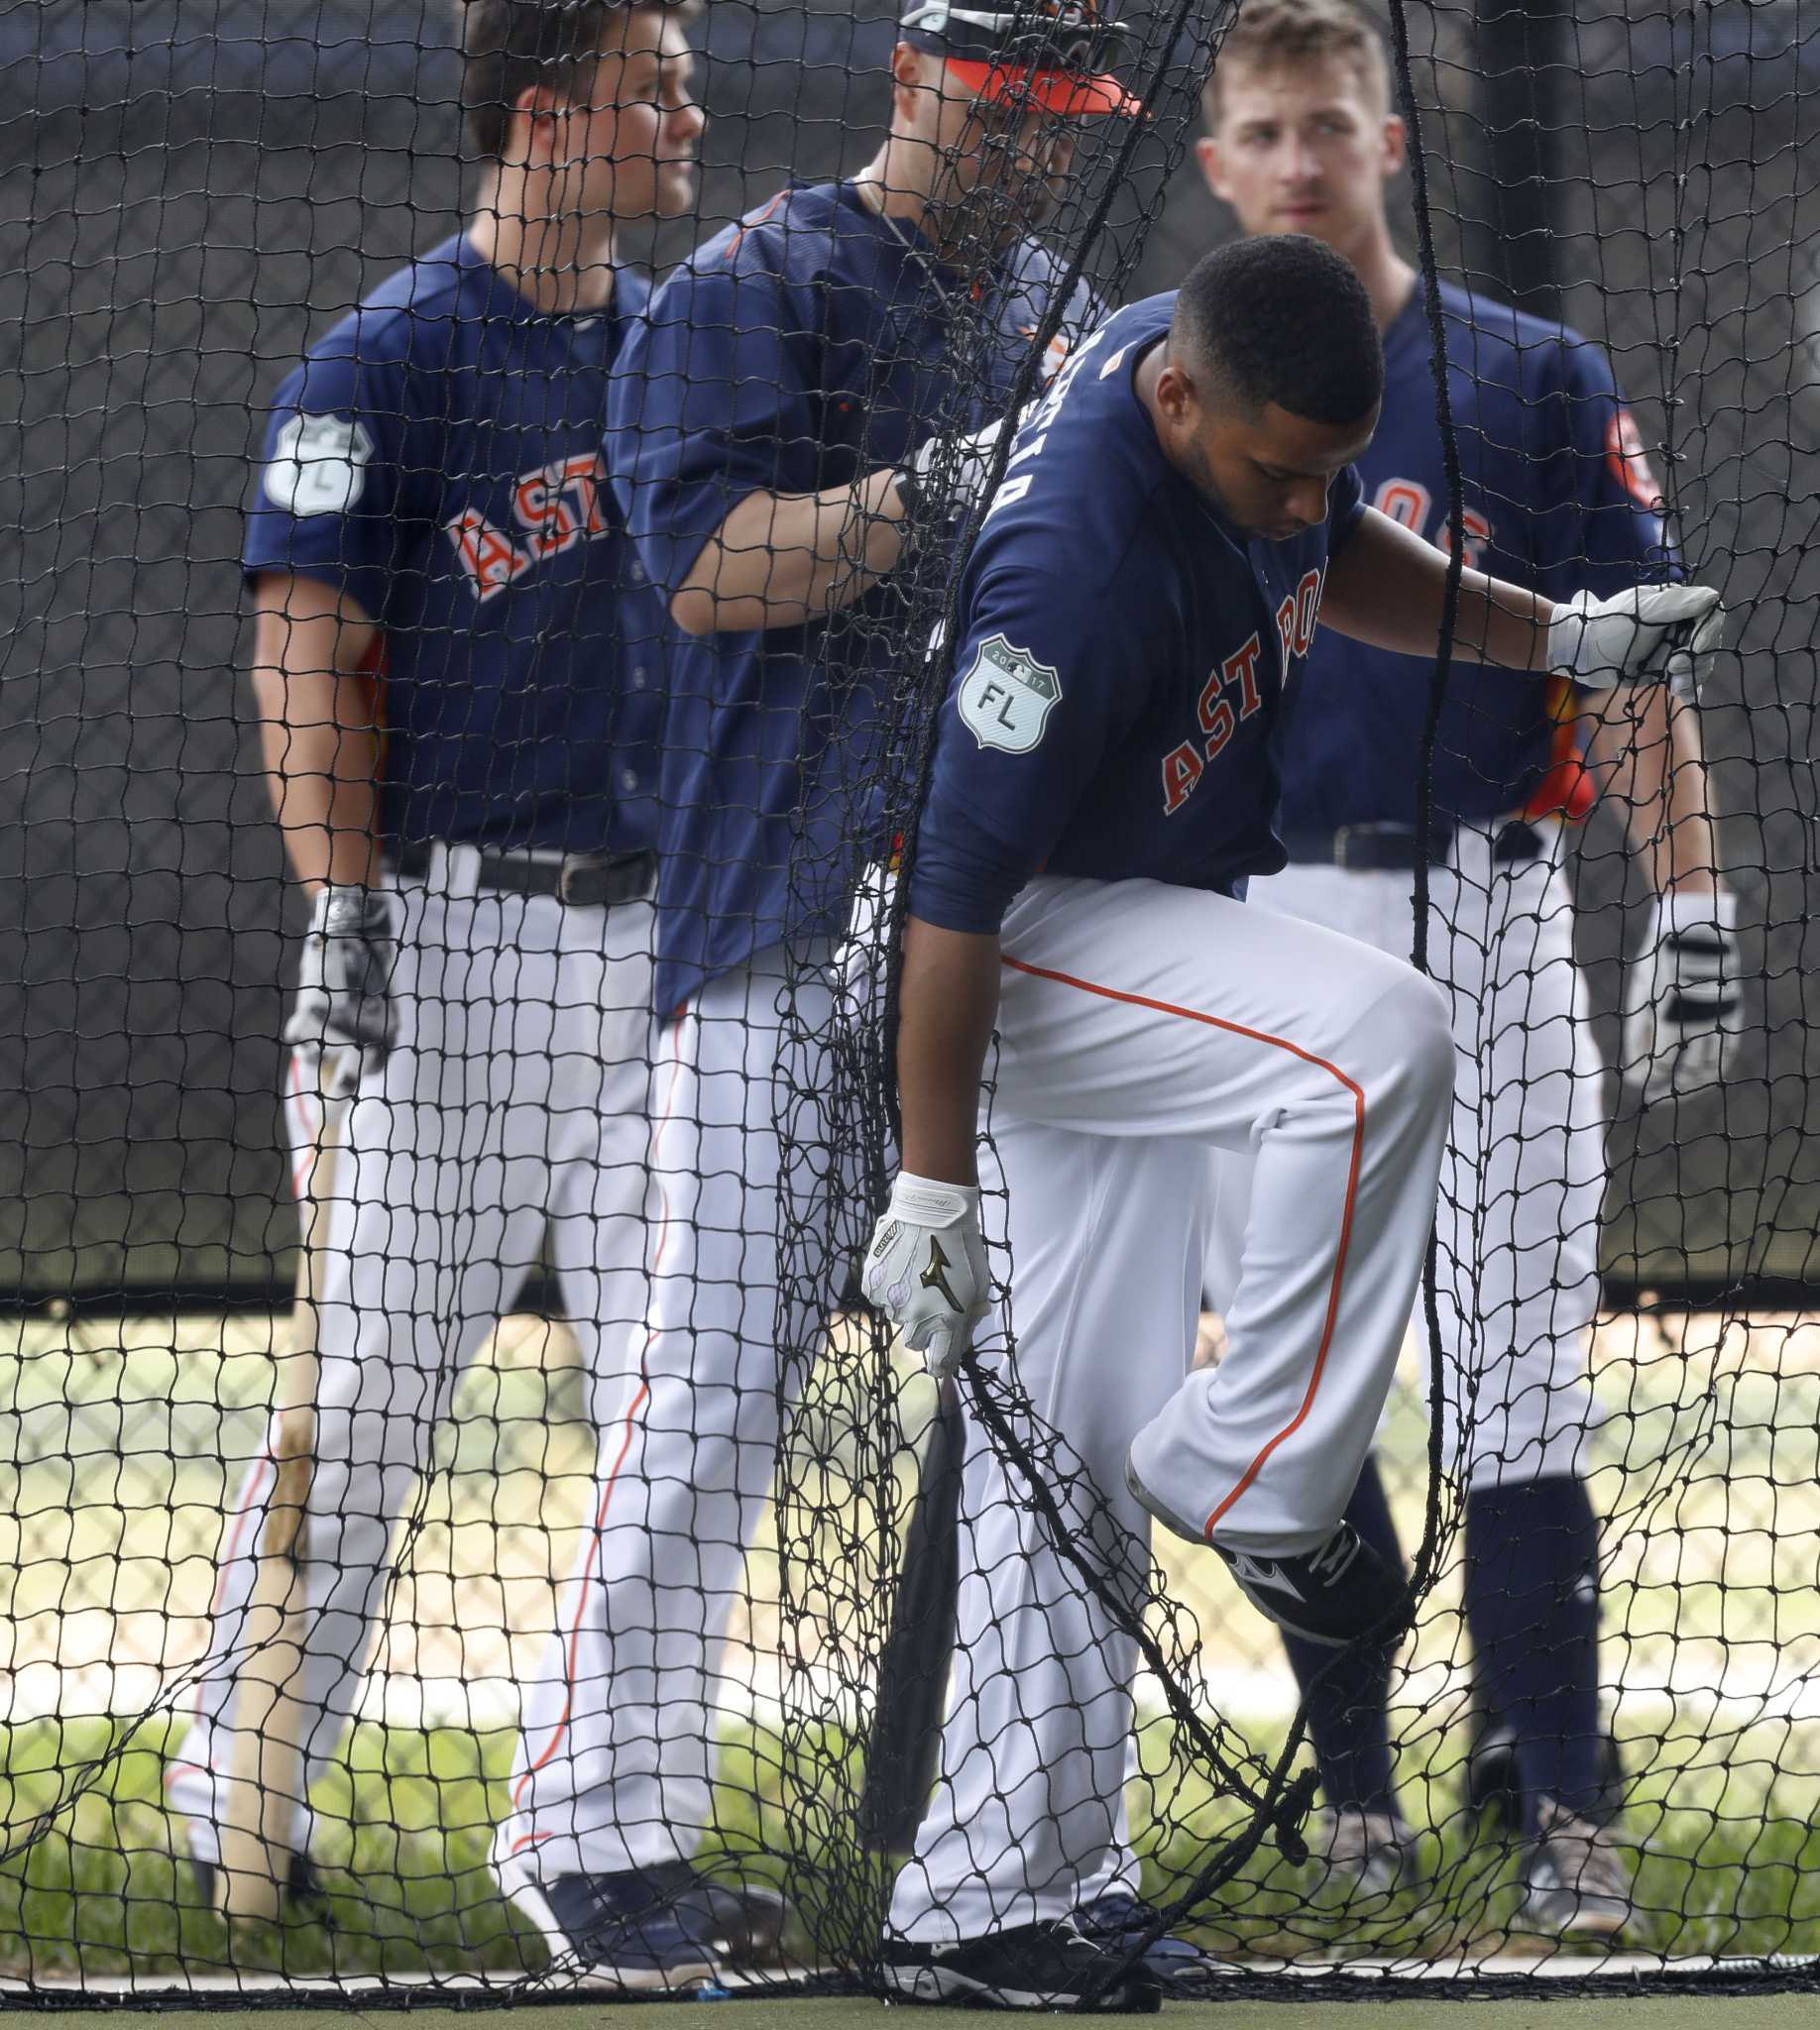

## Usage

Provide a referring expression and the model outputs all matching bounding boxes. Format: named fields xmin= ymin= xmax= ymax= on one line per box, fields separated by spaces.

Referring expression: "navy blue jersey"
xmin=244 ymin=234 xmax=664 ymax=857
xmin=909 ymin=295 xmax=1366 ymax=936
xmin=608 ymin=180 xmax=1095 ymax=1012
xmin=1278 ymin=279 xmax=1673 ymax=833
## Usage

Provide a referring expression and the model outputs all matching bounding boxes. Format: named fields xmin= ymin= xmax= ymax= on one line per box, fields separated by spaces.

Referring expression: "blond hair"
xmin=1201 ymin=0 xmax=1392 ymax=129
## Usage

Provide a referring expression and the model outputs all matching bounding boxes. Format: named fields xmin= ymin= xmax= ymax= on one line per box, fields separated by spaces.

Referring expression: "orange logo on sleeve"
xmin=1605 ymin=409 xmax=1666 ymax=513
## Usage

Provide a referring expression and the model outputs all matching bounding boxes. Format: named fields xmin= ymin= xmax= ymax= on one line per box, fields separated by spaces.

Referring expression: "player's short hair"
xmin=1172 ymin=234 xmax=1383 ymax=426
xmin=1201 ymin=0 xmax=1391 ymax=129
xmin=461 ymin=0 xmax=686 ymax=159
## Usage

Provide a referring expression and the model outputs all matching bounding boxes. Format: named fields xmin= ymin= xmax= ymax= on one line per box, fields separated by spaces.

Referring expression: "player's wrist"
xmin=316 ymin=882 xmax=380 ymax=934
xmin=888 ymin=1171 xmax=980 ymax=1222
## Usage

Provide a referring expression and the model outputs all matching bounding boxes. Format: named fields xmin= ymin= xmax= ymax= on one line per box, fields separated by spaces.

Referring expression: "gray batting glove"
xmin=1620 ymin=889 xmax=1741 ymax=1102
xmin=284 ymin=884 xmax=398 ymax=1071
xmin=861 ymin=1172 xmax=991 ymax=1381
xmin=1546 ymin=585 xmax=1722 ymax=694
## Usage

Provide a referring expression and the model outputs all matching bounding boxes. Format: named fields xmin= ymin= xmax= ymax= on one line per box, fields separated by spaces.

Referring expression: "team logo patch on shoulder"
xmin=958 ymin=633 xmax=1062 ymax=754
xmin=264 ymin=412 xmax=375 ymax=516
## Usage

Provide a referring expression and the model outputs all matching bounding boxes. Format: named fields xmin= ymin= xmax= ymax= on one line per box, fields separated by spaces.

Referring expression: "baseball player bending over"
xmin=168 ymin=0 xmax=702 ymax=1912
xmin=1190 ymin=0 xmax=1737 ymax=1937
xmin=489 ymin=1 xmax=1130 ymax=1989
xmin=862 ymin=236 xmax=1718 ymax=2009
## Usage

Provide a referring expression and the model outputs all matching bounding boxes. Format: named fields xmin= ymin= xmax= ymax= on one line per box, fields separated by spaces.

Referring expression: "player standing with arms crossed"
xmin=860 ymin=236 xmax=1718 ymax=2008
xmin=1190 ymin=0 xmax=1737 ymax=1934
xmin=489 ymin=3 xmax=1133 ymax=1986
xmin=167 ymin=0 xmax=702 ymax=1916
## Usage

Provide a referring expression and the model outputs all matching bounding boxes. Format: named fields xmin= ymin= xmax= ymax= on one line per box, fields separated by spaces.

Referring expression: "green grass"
xmin=2 ymin=1708 xmax=1817 ymax=1989
xmin=5 ymin=1309 xmax=1820 ymax=1989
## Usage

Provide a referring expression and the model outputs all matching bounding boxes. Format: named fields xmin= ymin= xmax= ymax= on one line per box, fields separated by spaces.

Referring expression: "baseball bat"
xmin=859 ymin=1374 xmax=966 ymax=1856
xmin=216 ymin=1043 xmax=359 ymax=1923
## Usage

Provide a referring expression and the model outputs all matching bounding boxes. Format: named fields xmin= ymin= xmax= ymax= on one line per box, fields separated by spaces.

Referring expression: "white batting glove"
xmin=861 ymin=1173 xmax=991 ymax=1380
xmin=284 ymin=884 xmax=399 ymax=1072
xmin=897 ymin=414 xmax=1019 ymax=529
xmin=1620 ymin=889 xmax=1741 ymax=1102
xmin=1546 ymin=585 xmax=1722 ymax=695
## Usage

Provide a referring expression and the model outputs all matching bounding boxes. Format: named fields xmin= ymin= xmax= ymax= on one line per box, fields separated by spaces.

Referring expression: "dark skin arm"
xmin=1322 ymin=506 xmax=1556 ymax=669
xmin=895 ymin=916 xmax=1002 ymax=1188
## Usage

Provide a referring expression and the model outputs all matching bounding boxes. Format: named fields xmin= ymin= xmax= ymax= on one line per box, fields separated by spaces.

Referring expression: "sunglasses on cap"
xmin=900 ymin=0 xmax=1144 ymax=117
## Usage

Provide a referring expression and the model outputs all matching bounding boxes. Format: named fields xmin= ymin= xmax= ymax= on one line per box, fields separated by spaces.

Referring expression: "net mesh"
xmin=2 ymin=0 xmax=1818 ymax=1999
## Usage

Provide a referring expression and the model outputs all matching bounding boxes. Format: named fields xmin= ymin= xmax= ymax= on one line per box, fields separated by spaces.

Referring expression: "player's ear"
xmin=507 ymin=82 xmax=569 ymax=168
xmin=1153 ymin=357 xmax=1198 ymax=429
xmin=1381 ymin=112 xmax=1407 ymax=180
xmin=890 ymin=41 xmax=935 ymax=126
xmin=1194 ymin=134 xmax=1228 ymax=202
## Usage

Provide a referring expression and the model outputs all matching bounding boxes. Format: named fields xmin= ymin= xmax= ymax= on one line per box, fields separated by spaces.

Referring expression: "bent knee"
xmin=1355 ymin=967 xmax=1455 ymax=1106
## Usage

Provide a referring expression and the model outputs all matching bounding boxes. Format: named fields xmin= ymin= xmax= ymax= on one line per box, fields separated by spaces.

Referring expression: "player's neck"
xmin=467 ymin=198 xmax=619 ymax=316
xmin=853 ymin=147 xmax=939 ymax=242
xmin=1349 ymin=232 xmax=1417 ymax=333
xmin=853 ymin=143 xmax=998 ymax=274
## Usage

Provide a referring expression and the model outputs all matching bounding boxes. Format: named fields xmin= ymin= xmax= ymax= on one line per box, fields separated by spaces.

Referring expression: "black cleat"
xmin=669 ymin=1871 xmax=792 ymax=1970
xmin=1072 ymin=1892 xmax=1210 ymax=1991
xmin=882 ymin=1919 xmax=1161 ymax=2011
xmin=1211 ymin=1522 xmax=1409 ymax=1647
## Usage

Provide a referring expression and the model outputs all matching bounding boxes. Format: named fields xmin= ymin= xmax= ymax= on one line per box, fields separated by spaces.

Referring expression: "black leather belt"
xmin=396 ymin=843 xmax=656 ymax=909
xmin=1282 ymin=820 xmax=1545 ymax=871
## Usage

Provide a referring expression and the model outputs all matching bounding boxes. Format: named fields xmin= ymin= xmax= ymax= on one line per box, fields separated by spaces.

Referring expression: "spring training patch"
xmin=958 ymin=634 xmax=1062 ymax=754
xmin=265 ymin=412 xmax=375 ymax=516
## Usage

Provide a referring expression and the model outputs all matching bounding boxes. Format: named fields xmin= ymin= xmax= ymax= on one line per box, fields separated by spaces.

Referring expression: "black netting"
xmin=2 ymin=0 xmax=1816 ymax=2004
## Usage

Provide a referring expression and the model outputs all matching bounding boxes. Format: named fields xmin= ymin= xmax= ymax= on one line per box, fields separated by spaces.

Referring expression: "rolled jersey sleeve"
xmin=908 ymin=559 xmax=1156 ymax=934
xmin=1539 ymin=339 xmax=1678 ymax=598
xmin=607 ymin=261 xmax=822 ymax=599
xmin=242 ymin=337 xmax=406 ymax=618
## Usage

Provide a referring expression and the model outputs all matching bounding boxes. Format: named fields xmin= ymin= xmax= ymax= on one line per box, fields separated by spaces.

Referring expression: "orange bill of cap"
xmin=943 ymin=56 xmax=1144 ymax=115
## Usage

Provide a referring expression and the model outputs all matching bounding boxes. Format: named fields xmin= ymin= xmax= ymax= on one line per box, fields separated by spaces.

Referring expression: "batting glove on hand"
xmin=898 ymin=415 xmax=1018 ymax=530
xmin=284 ymin=884 xmax=399 ymax=1071
xmin=1547 ymin=585 xmax=1722 ymax=695
xmin=861 ymin=1172 xmax=991 ymax=1381
xmin=1620 ymin=889 xmax=1741 ymax=1102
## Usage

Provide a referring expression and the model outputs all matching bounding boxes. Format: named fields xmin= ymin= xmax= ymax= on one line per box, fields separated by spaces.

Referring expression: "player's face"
xmin=897 ymin=50 xmax=1081 ymax=246
xmin=551 ymin=11 xmax=704 ymax=224
xmin=1167 ymin=377 xmax=1377 ymax=541
xmin=1195 ymin=56 xmax=1404 ymax=263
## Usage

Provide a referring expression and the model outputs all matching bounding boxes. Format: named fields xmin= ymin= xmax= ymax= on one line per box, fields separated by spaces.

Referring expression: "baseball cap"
xmin=899 ymin=0 xmax=1144 ymax=118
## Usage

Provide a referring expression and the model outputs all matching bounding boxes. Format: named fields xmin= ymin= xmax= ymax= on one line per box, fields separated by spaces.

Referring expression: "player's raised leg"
xmin=1005 ymin=880 xmax=1451 ymax=1569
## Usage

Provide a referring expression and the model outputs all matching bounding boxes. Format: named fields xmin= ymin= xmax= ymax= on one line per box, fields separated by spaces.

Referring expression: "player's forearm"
xmin=250 ymin=582 xmax=385 ymax=893
xmin=1325 ymin=508 xmax=1552 ymax=669
xmin=1585 ymin=681 xmax=1720 ymax=897
xmin=670 ymin=469 xmax=909 ymax=635
xmin=254 ymin=663 xmax=385 ymax=893
xmin=895 ymin=915 xmax=1002 ymax=1188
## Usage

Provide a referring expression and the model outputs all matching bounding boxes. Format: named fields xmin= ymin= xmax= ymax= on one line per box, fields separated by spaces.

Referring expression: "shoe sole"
xmin=881 ymin=1960 xmax=1160 ymax=2011
xmin=492 ymin=1857 xmax=718 ymax=1992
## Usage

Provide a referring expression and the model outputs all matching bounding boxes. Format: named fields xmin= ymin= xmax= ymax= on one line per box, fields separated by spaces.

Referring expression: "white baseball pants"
xmin=495 ymin=938 xmax=865 ymax=1880
xmin=888 ymin=873 xmax=1452 ymax=1943
xmin=1205 ymin=819 xmax=1603 ymax=1488
xmin=169 ymin=846 xmax=656 ymax=1859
